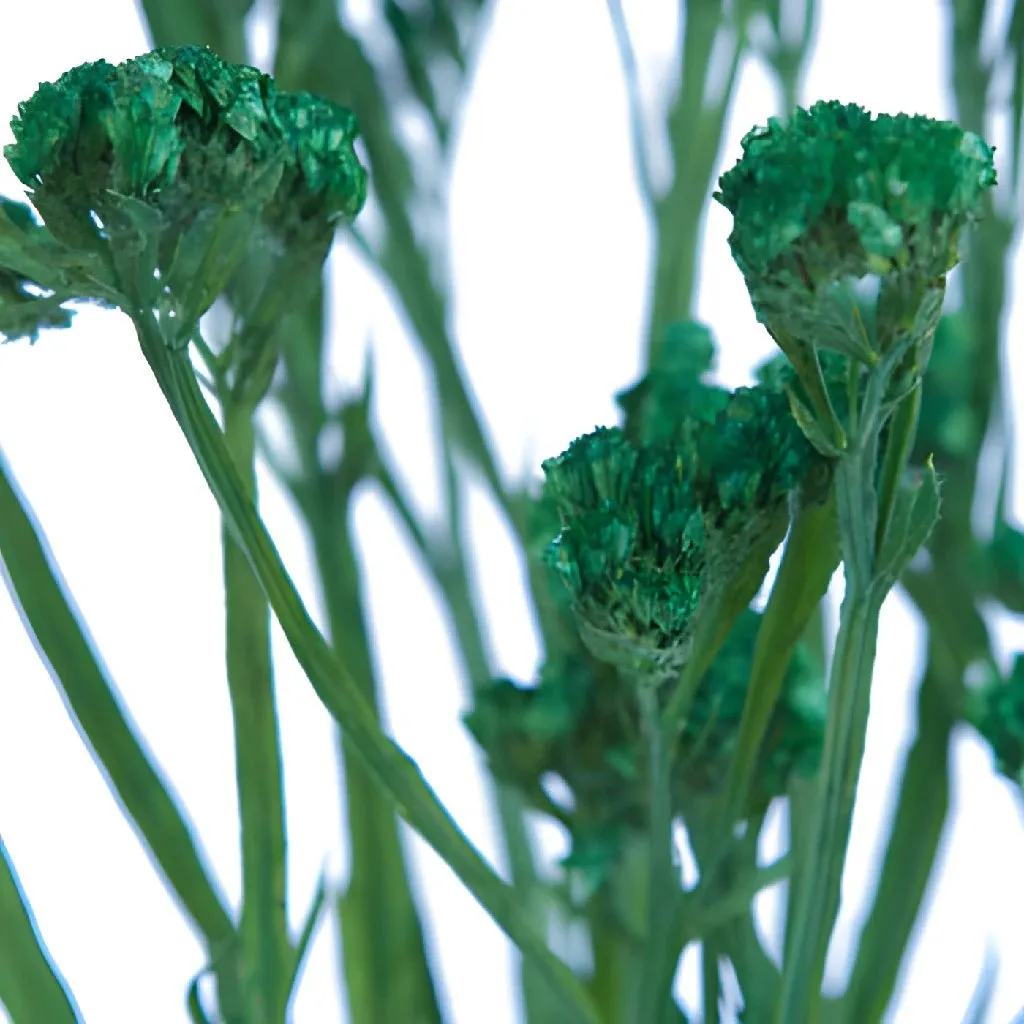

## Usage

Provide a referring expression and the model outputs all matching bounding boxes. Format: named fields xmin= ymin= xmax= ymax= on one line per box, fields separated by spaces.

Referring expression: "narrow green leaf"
xmin=186 ymin=973 xmax=216 ymax=1024
xmin=876 ymin=460 xmax=941 ymax=586
xmin=286 ymin=873 xmax=329 ymax=997
xmin=0 ymin=837 xmax=82 ymax=1024
xmin=839 ymin=669 xmax=953 ymax=1024
xmin=719 ymin=491 xmax=839 ymax=831
xmin=0 ymin=451 xmax=238 ymax=958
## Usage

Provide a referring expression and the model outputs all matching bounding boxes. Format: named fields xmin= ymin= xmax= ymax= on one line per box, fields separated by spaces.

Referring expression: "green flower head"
xmin=715 ymin=103 xmax=996 ymax=441
xmin=540 ymin=378 xmax=824 ymax=682
xmin=4 ymin=46 xmax=366 ymax=323
xmin=716 ymin=101 xmax=996 ymax=290
xmin=542 ymin=427 xmax=704 ymax=679
xmin=268 ymin=91 xmax=367 ymax=249
xmin=6 ymin=48 xmax=287 ymax=248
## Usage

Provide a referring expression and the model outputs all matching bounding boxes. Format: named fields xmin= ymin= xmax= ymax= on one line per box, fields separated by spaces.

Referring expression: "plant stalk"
xmin=220 ymin=397 xmax=290 ymax=1023
xmin=775 ymin=444 xmax=886 ymax=1021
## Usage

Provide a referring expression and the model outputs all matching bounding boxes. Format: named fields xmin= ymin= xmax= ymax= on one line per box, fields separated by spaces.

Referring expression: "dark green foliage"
xmin=466 ymin=609 xmax=826 ymax=894
xmin=966 ymin=658 xmax=1024 ymax=786
xmin=0 ymin=199 xmax=74 ymax=342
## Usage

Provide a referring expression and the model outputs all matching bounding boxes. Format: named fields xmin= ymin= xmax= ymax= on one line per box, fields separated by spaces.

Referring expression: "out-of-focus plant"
xmin=1 ymin=4 xmax=1023 ymax=1024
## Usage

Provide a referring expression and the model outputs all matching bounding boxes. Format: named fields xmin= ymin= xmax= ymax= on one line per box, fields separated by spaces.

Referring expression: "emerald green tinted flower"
xmin=6 ymin=48 xmax=287 ymax=251
xmin=966 ymin=657 xmax=1024 ymax=787
xmin=268 ymin=92 xmax=367 ymax=249
xmin=541 ymin=380 xmax=822 ymax=680
xmin=715 ymin=102 xmax=995 ymax=445
xmin=716 ymin=101 xmax=995 ymax=292
xmin=4 ymin=47 xmax=367 ymax=325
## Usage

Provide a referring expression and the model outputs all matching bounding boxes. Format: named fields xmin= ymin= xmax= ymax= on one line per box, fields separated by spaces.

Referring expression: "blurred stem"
xmin=635 ymin=693 xmax=679 ymax=1024
xmin=702 ymin=939 xmax=721 ymax=1024
xmin=221 ymin=397 xmax=290 ymax=1024
xmin=271 ymin=289 xmax=444 ymax=1024
xmin=647 ymin=2 xmax=745 ymax=364
xmin=838 ymin=667 xmax=953 ymax=1024
xmin=136 ymin=0 xmax=251 ymax=64
xmin=380 ymin=456 xmax=553 ymax=1022
xmin=305 ymin=498 xmax=445 ymax=1024
xmin=273 ymin=6 xmax=515 ymax=530
xmin=0 ymin=837 xmax=81 ymax=1024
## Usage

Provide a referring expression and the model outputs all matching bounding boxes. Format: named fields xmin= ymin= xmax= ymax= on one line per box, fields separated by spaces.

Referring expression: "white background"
xmin=1 ymin=1 xmax=1024 ymax=1022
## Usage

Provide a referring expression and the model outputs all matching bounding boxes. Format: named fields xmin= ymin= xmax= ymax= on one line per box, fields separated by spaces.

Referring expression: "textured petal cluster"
xmin=5 ymin=46 xmax=366 ymax=255
xmin=540 ymin=373 xmax=819 ymax=680
xmin=715 ymin=100 xmax=996 ymax=288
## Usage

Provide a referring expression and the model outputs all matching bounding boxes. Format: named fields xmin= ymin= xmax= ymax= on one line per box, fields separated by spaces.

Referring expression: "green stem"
xmin=647 ymin=3 xmax=744 ymax=363
xmin=702 ymin=939 xmax=721 ymax=1024
xmin=220 ymin=399 xmax=290 ymax=1023
xmin=839 ymin=667 xmax=953 ymax=1024
xmin=774 ymin=524 xmax=884 ymax=1021
xmin=306 ymin=503 xmax=443 ymax=1024
xmin=635 ymin=692 xmax=679 ymax=1024
xmin=130 ymin=311 xmax=600 ymax=1024
xmin=718 ymin=493 xmax=839 ymax=834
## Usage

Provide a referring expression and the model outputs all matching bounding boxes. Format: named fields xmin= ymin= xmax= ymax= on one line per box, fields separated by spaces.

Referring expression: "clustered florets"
xmin=540 ymin=371 xmax=820 ymax=680
xmin=3 ymin=45 xmax=366 ymax=314
xmin=713 ymin=101 xmax=997 ymax=450
xmin=466 ymin=606 xmax=826 ymax=893
xmin=715 ymin=100 xmax=996 ymax=292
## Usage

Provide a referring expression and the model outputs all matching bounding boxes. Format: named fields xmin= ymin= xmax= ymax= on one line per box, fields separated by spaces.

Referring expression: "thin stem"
xmin=635 ymin=688 xmax=679 ymax=1024
xmin=304 ymin=500 xmax=444 ymax=1024
xmin=838 ymin=667 xmax=953 ymax=1024
xmin=129 ymin=310 xmax=601 ymax=1024
xmin=605 ymin=0 xmax=656 ymax=210
xmin=702 ymin=939 xmax=721 ymax=1024
xmin=775 ymin=453 xmax=885 ymax=1022
xmin=220 ymin=397 xmax=290 ymax=1023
